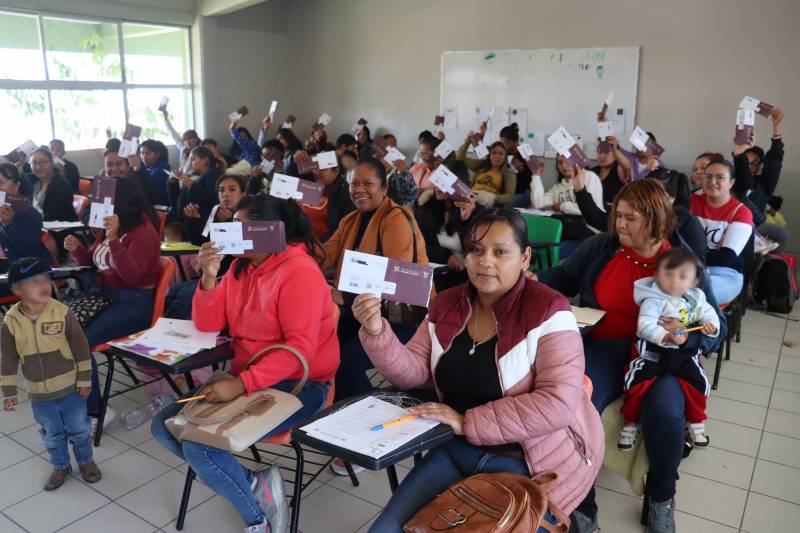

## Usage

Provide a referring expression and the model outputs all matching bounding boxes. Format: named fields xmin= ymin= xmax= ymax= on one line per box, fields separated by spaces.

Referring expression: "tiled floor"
xmin=2 ymin=309 xmax=800 ymax=532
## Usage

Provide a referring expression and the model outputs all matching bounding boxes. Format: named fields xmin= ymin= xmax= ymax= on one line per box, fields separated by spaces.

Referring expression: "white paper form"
xmin=260 ymin=159 xmax=275 ymax=174
xmin=429 ymin=165 xmax=460 ymax=196
xmin=598 ymin=122 xmax=614 ymax=140
xmin=472 ymin=140 xmax=489 ymax=159
xmin=210 ymin=222 xmax=250 ymax=255
xmin=137 ymin=318 xmax=220 ymax=353
xmin=88 ymin=197 xmax=114 ymax=229
xmin=547 ymin=127 xmax=578 ymax=157
xmin=738 ymin=96 xmax=761 ymax=112
xmin=433 ymin=140 xmax=453 ymax=160
xmin=301 ymin=397 xmax=439 ymax=459
xmin=15 ymin=140 xmax=37 ymax=157
xmin=313 ymin=150 xmax=338 ymax=170
xmin=337 ymin=250 xmax=396 ymax=296
xmin=42 ymin=221 xmax=84 ymax=230
xmin=737 ymin=108 xmax=756 ymax=127
xmin=629 ymin=127 xmax=650 ymax=152
xmin=159 ymin=96 xmax=169 ymax=112
xmin=118 ymin=137 xmax=139 ymax=158
xmin=268 ymin=100 xmax=278 ymax=120
xmin=316 ymin=113 xmax=332 ymax=127
xmin=270 ymin=173 xmax=304 ymax=201
xmin=385 ymin=146 xmax=406 ymax=163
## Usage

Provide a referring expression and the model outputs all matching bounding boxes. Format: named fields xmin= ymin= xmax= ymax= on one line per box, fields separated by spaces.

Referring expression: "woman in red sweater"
xmin=64 ymin=176 xmax=161 ymax=421
xmin=150 ymin=194 xmax=339 ymax=533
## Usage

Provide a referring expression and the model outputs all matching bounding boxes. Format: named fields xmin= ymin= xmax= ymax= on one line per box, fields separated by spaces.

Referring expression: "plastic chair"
xmin=92 ymin=257 xmax=176 ymax=445
xmin=520 ymin=214 xmax=563 ymax=270
xmin=78 ymin=177 xmax=91 ymax=197
xmin=176 ymin=305 xmax=344 ymax=533
xmin=72 ymin=195 xmax=89 ymax=218
xmin=712 ymin=290 xmax=745 ymax=391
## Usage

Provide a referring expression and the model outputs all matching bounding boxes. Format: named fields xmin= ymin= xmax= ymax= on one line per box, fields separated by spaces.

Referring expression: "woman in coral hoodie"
xmin=150 ymin=194 xmax=339 ymax=533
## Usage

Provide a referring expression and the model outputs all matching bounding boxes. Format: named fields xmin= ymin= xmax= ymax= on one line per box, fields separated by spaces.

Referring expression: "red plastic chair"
xmin=78 ymin=177 xmax=92 ymax=197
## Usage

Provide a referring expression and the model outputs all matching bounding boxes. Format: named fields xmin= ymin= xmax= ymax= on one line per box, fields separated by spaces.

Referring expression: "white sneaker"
xmin=618 ymin=423 xmax=639 ymax=451
xmin=243 ymin=518 xmax=269 ymax=533
xmin=330 ymin=458 xmax=365 ymax=477
xmin=688 ymin=423 xmax=709 ymax=448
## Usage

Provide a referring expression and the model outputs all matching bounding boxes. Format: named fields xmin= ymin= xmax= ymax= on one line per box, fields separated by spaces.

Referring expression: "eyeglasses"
xmin=30 ymin=159 xmax=52 ymax=167
xmin=702 ymin=174 xmax=730 ymax=182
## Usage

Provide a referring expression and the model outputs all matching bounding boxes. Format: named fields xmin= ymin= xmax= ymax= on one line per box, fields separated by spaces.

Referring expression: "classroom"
xmin=0 ymin=0 xmax=798 ymax=532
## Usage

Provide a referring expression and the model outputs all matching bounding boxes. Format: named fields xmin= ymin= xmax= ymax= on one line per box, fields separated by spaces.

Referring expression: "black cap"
xmin=7 ymin=257 xmax=51 ymax=288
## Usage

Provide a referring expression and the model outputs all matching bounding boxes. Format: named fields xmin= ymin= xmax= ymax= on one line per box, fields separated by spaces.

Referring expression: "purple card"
xmin=756 ymin=101 xmax=774 ymax=119
xmin=434 ymin=115 xmax=445 ymax=126
xmin=123 ymin=124 xmax=142 ymax=141
xmin=524 ymin=154 xmax=542 ymax=173
xmin=371 ymin=137 xmax=389 ymax=159
xmin=296 ymin=179 xmax=325 ymax=207
xmin=596 ymin=141 xmax=614 ymax=154
xmin=644 ymin=138 xmax=665 ymax=158
xmin=297 ymin=157 xmax=320 ymax=175
xmin=383 ymin=258 xmax=435 ymax=307
xmin=89 ymin=176 xmax=117 ymax=203
xmin=734 ymin=124 xmax=754 ymax=145
xmin=566 ymin=145 xmax=589 ymax=168
xmin=242 ymin=220 xmax=286 ymax=253
xmin=1 ymin=192 xmax=30 ymax=213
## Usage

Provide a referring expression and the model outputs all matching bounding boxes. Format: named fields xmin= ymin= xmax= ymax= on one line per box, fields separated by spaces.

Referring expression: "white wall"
xmin=282 ymin=0 xmax=800 ymax=248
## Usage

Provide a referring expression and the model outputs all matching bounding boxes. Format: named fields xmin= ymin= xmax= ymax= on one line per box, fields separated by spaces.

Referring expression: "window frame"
xmin=0 ymin=6 xmax=195 ymax=148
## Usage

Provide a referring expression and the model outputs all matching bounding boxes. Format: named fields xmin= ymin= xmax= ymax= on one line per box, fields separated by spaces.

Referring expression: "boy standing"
xmin=1 ymin=258 xmax=102 ymax=490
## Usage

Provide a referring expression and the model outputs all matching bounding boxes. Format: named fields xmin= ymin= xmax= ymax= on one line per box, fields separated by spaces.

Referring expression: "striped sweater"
xmin=1 ymin=299 xmax=91 ymax=401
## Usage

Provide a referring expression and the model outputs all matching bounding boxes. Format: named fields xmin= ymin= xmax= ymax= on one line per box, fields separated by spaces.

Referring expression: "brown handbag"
xmin=403 ymin=472 xmax=570 ymax=533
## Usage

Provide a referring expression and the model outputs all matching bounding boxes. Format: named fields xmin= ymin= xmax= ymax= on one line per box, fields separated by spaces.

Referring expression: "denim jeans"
xmin=369 ymin=437 xmax=557 ymax=533
xmin=31 ymin=392 xmax=94 ymax=470
xmin=83 ymin=287 xmax=154 ymax=415
xmin=165 ymin=280 xmax=197 ymax=320
xmin=707 ymin=266 xmax=743 ymax=305
xmin=575 ymin=337 xmax=687 ymax=519
xmin=509 ymin=192 xmax=532 ymax=208
xmin=150 ymin=380 xmax=330 ymax=527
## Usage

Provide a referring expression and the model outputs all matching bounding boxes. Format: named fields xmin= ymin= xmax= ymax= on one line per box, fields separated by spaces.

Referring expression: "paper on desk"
xmin=516 ymin=207 xmax=557 ymax=217
xmin=571 ymin=306 xmax=606 ymax=327
xmin=301 ymin=396 xmax=439 ymax=459
xmin=137 ymin=318 xmax=219 ymax=352
xmin=43 ymin=221 xmax=84 ymax=230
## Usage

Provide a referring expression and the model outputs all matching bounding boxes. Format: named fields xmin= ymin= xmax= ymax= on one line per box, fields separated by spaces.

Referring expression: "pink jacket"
xmin=359 ymin=276 xmax=604 ymax=513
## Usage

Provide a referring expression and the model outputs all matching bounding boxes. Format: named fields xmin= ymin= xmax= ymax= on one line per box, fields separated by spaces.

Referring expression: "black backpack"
xmin=752 ymin=253 xmax=798 ymax=313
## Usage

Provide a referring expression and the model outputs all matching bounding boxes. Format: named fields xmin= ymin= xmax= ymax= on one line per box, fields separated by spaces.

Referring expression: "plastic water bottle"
xmin=121 ymin=393 xmax=172 ymax=430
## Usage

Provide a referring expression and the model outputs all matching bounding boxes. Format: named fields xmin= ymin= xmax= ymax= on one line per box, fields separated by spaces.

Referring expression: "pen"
xmin=176 ymin=394 xmax=207 ymax=404
xmin=673 ymin=325 xmax=706 ymax=335
xmin=370 ymin=414 xmax=417 ymax=431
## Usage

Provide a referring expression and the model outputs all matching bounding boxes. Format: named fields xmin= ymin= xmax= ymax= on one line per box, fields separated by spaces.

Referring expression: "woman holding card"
xmin=28 ymin=147 xmax=76 ymax=259
xmin=353 ymin=208 xmax=603 ymax=532
xmin=301 ymin=152 xmax=355 ymax=242
xmin=321 ymin=158 xmax=429 ymax=406
xmin=63 ymin=176 xmax=161 ymax=425
xmin=459 ymin=141 xmax=517 ymax=207
xmin=0 ymin=163 xmax=52 ymax=279
xmin=151 ymin=194 xmax=339 ymax=533
xmin=138 ymin=139 xmax=172 ymax=207
xmin=408 ymin=136 xmax=443 ymax=191
xmin=179 ymin=146 xmax=224 ymax=223
xmin=536 ymin=179 xmax=724 ymax=532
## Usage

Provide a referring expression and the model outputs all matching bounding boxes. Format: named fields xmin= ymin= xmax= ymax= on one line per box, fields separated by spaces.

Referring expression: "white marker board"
xmin=440 ymin=47 xmax=640 ymax=158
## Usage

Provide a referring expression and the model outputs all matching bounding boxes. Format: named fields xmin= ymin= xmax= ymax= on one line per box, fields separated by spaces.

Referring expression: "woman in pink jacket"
xmin=352 ymin=208 xmax=604 ymax=532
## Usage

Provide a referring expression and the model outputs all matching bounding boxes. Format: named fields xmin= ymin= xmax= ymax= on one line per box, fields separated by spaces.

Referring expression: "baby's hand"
xmin=3 ymin=397 xmax=17 ymax=412
xmin=701 ymin=323 xmax=718 ymax=336
xmin=665 ymin=332 xmax=688 ymax=345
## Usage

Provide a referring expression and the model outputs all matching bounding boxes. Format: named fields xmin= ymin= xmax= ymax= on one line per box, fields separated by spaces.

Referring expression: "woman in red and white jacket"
xmin=150 ymin=194 xmax=339 ymax=532
xmin=64 ymin=176 xmax=161 ymax=421
xmin=353 ymin=208 xmax=603 ymax=532
xmin=690 ymin=158 xmax=753 ymax=304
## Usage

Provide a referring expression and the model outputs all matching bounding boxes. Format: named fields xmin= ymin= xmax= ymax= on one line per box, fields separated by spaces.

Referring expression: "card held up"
xmin=338 ymin=250 xmax=434 ymax=308
xmin=88 ymin=176 xmax=117 ymax=229
xmin=429 ymin=165 xmax=472 ymax=203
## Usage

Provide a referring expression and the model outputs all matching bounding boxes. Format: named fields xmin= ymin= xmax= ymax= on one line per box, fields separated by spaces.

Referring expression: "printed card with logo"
xmin=313 ymin=112 xmax=332 ymax=130
xmin=735 ymin=108 xmax=756 ymax=145
xmin=228 ymin=106 xmax=250 ymax=122
xmin=210 ymin=220 xmax=286 ymax=255
xmin=4 ymin=139 xmax=37 ymax=163
xmin=88 ymin=176 xmax=117 ymax=229
xmin=471 ymin=133 xmax=489 ymax=159
xmin=270 ymin=173 xmax=325 ymax=206
xmin=338 ymin=250 xmax=434 ymax=308
xmin=429 ymin=165 xmax=472 ymax=203
xmin=517 ymin=143 xmax=542 ymax=173
xmin=739 ymin=96 xmax=774 ymax=119
xmin=548 ymin=128 xmax=589 ymax=168
xmin=0 ymin=191 xmax=31 ymax=213
xmin=629 ymin=126 xmax=665 ymax=158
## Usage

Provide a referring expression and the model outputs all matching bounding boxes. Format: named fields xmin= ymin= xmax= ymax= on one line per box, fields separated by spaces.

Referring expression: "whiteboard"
xmin=440 ymin=47 xmax=640 ymax=159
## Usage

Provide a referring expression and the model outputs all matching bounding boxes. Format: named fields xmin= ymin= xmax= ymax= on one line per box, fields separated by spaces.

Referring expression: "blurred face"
xmin=30 ymin=153 xmax=54 ymax=180
xmin=104 ymin=153 xmax=130 ymax=178
xmin=11 ymin=274 xmax=51 ymax=306
xmin=232 ymin=208 xmax=270 ymax=262
xmin=654 ymin=262 xmax=697 ymax=298
xmin=597 ymin=149 xmax=615 ymax=168
xmin=489 ymin=145 xmax=507 ymax=169
xmin=556 ymin=155 xmax=575 ymax=179
xmin=465 ymin=221 xmax=530 ymax=299
xmin=203 ymin=143 xmax=221 ymax=159
xmin=316 ymin=167 xmax=339 ymax=188
xmin=277 ymin=134 xmax=290 ymax=150
xmin=357 ymin=129 xmax=368 ymax=144
xmin=182 ymin=134 xmax=199 ymax=150
xmin=702 ymin=162 xmax=734 ymax=204
xmin=140 ymin=146 xmax=158 ymax=167
xmin=190 ymin=153 xmax=209 ymax=175
xmin=217 ymin=178 xmax=244 ymax=211
xmin=615 ymin=199 xmax=651 ymax=250
xmin=746 ymin=152 xmax=763 ymax=176
xmin=349 ymin=164 xmax=387 ymax=212
xmin=501 ymin=137 xmax=518 ymax=152
xmin=0 ymin=174 xmax=20 ymax=194
xmin=312 ymin=129 xmax=326 ymax=143
xmin=386 ymin=136 xmax=397 ymax=148
xmin=418 ymin=143 xmax=433 ymax=162
xmin=48 ymin=142 xmax=65 ymax=159
xmin=341 ymin=155 xmax=357 ymax=172
xmin=691 ymin=156 xmax=710 ymax=186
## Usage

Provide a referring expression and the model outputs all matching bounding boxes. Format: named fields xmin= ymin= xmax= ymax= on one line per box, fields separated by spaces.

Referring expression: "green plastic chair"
xmin=520 ymin=213 xmax=562 ymax=271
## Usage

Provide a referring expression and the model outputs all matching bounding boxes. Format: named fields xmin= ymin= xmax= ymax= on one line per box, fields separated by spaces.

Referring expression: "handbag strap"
xmin=375 ymin=205 xmax=418 ymax=264
xmin=244 ymin=344 xmax=309 ymax=396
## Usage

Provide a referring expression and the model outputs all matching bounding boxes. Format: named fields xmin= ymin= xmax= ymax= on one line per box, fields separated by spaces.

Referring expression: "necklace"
xmin=469 ymin=303 xmax=496 ymax=355
xmin=618 ymin=247 xmax=658 ymax=267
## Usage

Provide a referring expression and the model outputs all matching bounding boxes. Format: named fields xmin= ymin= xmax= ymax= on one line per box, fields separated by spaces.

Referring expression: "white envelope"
xmin=518 ymin=143 xmax=534 ymax=159
xmin=547 ymin=128 xmax=576 ymax=157
xmin=118 ymin=137 xmax=139 ymax=158
xmin=210 ymin=222 xmax=252 ymax=255
xmin=269 ymin=173 xmax=304 ymax=201
xmin=473 ymin=142 xmax=489 ymax=159
xmin=17 ymin=140 xmax=37 ymax=156
xmin=433 ymin=140 xmax=453 ymax=160
xmin=598 ymin=121 xmax=614 ymax=140
xmin=260 ymin=158 xmax=275 ymax=174
xmin=268 ymin=100 xmax=278 ymax=120
xmin=88 ymin=197 xmax=114 ymax=229
xmin=228 ymin=111 xmax=243 ymax=122
xmin=313 ymin=150 xmax=338 ymax=170
xmin=429 ymin=166 xmax=459 ymax=195
xmin=337 ymin=250 xmax=397 ymax=296
xmin=317 ymin=113 xmax=332 ymax=127
xmin=736 ymin=108 xmax=756 ymax=127
xmin=385 ymin=146 xmax=406 ymax=163
xmin=629 ymin=127 xmax=650 ymax=152
xmin=738 ymin=96 xmax=761 ymax=111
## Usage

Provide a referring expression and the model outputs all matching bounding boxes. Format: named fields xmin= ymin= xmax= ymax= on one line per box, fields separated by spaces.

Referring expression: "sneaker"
xmin=330 ymin=458 xmax=365 ymax=477
xmin=568 ymin=509 xmax=598 ymax=533
xmin=253 ymin=466 xmax=288 ymax=533
xmin=79 ymin=461 xmax=102 ymax=483
xmin=243 ymin=518 xmax=269 ymax=533
xmin=645 ymin=497 xmax=676 ymax=533
xmin=618 ymin=423 xmax=639 ymax=452
xmin=44 ymin=466 xmax=73 ymax=491
xmin=688 ymin=423 xmax=709 ymax=448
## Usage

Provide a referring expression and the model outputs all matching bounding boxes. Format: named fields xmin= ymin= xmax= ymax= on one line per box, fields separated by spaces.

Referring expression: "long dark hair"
xmin=277 ymin=128 xmax=303 ymax=152
xmin=140 ymin=139 xmax=169 ymax=164
xmin=114 ymin=176 xmax=159 ymax=235
xmin=191 ymin=146 xmax=221 ymax=171
xmin=231 ymin=193 xmax=324 ymax=279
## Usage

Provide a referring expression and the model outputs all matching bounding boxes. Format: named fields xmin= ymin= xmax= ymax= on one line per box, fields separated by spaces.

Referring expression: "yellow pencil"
xmin=176 ymin=394 xmax=207 ymax=404
xmin=370 ymin=414 xmax=417 ymax=431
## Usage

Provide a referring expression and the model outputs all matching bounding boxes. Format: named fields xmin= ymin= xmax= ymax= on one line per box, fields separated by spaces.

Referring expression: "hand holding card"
xmin=313 ymin=112 xmax=332 ymax=130
xmin=270 ymin=173 xmax=325 ymax=206
xmin=228 ymin=106 xmax=249 ymax=123
xmin=547 ymin=128 xmax=589 ymax=168
xmin=338 ymin=250 xmax=434 ymax=308
xmin=0 ymin=191 xmax=31 ymax=213
xmin=210 ymin=220 xmax=286 ymax=255
xmin=739 ymin=96 xmax=775 ymax=119
xmin=429 ymin=165 xmax=472 ymax=203
xmin=629 ymin=126 xmax=664 ymax=157
xmin=471 ymin=133 xmax=489 ymax=159
xmin=282 ymin=114 xmax=297 ymax=129
xmin=735 ymin=108 xmax=756 ymax=145
xmin=517 ymin=143 xmax=542 ymax=173
xmin=88 ymin=176 xmax=117 ymax=229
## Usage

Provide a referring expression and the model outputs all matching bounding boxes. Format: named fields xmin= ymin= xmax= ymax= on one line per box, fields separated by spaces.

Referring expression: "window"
xmin=0 ymin=9 xmax=193 ymax=152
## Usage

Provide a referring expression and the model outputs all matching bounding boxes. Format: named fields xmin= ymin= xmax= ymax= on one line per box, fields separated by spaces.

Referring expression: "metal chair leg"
xmin=176 ymin=467 xmax=196 ymax=531
xmin=94 ymin=352 xmax=115 ymax=447
xmin=289 ymin=441 xmax=305 ymax=533
xmin=712 ymin=342 xmax=724 ymax=390
xmin=250 ymin=445 xmax=262 ymax=463
xmin=118 ymin=358 xmax=140 ymax=385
